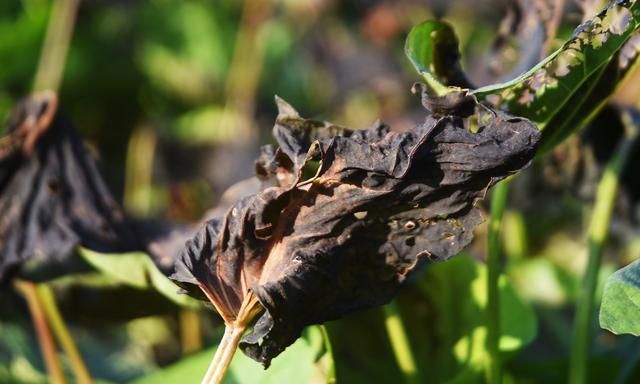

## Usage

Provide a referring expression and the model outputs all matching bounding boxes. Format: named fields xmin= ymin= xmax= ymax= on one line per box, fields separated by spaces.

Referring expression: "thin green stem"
xmin=383 ymin=301 xmax=419 ymax=384
xmin=33 ymin=0 xmax=79 ymax=93
xmin=569 ymin=117 xmax=638 ymax=384
xmin=36 ymin=284 xmax=92 ymax=384
xmin=486 ymin=180 xmax=510 ymax=384
xmin=422 ymin=73 xmax=451 ymax=97
xmin=14 ymin=280 xmax=66 ymax=384
xmin=179 ymin=309 xmax=203 ymax=355
xmin=319 ymin=325 xmax=336 ymax=384
xmin=124 ymin=126 xmax=157 ymax=217
xmin=502 ymin=210 xmax=527 ymax=261
xmin=21 ymin=2 xmax=82 ymax=383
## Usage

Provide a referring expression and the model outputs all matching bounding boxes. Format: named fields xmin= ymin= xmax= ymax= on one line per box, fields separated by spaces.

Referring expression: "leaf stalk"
xmin=486 ymin=179 xmax=510 ymax=384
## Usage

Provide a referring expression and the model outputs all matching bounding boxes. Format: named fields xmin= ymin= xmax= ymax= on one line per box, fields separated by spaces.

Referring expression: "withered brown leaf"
xmin=0 ymin=94 xmax=184 ymax=281
xmin=171 ymin=91 xmax=541 ymax=367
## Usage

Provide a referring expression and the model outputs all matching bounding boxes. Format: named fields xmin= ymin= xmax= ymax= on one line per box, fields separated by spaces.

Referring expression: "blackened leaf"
xmin=0 ymin=95 xmax=186 ymax=283
xmin=0 ymin=96 xmax=145 ymax=281
xmin=172 ymin=95 xmax=540 ymax=367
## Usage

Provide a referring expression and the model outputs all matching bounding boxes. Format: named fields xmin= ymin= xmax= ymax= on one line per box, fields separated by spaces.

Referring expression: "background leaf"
xmin=600 ymin=259 xmax=640 ymax=335
xmin=79 ymin=248 xmax=199 ymax=308
xmin=131 ymin=326 xmax=330 ymax=384
xmin=326 ymin=254 xmax=538 ymax=383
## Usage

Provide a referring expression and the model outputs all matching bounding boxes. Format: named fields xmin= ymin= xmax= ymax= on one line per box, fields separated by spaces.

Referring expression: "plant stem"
xmin=319 ymin=325 xmax=336 ymax=384
xmin=36 ymin=284 xmax=92 ymax=384
xmin=219 ymin=0 xmax=273 ymax=145
xmin=502 ymin=210 xmax=527 ymax=261
xmin=569 ymin=117 xmax=638 ymax=384
xmin=33 ymin=0 xmax=79 ymax=92
xmin=124 ymin=125 xmax=157 ymax=217
xmin=201 ymin=291 xmax=263 ymax=384
xmin=383 ymin=301 xmax=419 ymax=384
xmin=202 ymin=325 xmax=246 ymax=384
xmin=21 ymin=2 xmax=81 ymax=383
xmin=180 ymin=309 xmax=203 ymax=355
xmin=486 ymin=180 xmax=510 ymax=384
xmin=14 ymin=280 xmax=66 ymax=384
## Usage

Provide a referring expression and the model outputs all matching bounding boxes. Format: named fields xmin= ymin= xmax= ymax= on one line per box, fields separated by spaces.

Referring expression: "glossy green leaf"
xmin=404 ymin=21 xmax=465 ymax=95
xmin=79 ymin=248 xmax=199 ymax=308
xmin=599 ymin=259 xmax=640 ymax=336
xmin=131 ymin=326 xmax=330 ymax=384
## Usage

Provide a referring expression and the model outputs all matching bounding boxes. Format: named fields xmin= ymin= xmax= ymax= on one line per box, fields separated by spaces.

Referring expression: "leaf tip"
xmin=274 ymin=95 xmax=299 ymax=119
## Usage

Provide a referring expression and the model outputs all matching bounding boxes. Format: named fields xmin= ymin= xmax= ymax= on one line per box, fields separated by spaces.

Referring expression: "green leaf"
xmin=78 ymin=248 xmax=199 ymax=308
xmin=473 ymin=0 xmax=640 ymax=124
xmin=131 ymin=326 xmax=329 ymax=384
xmin=405 ymin=1 xmax=640 ymax=149
xmin=445 ymin=256 xmax=538 ymax=381
xmin=404 ymin=21 xmax=464 ymax=96
xmin=325 ymin=254 xmax=537 ymax=383
xmin=599 ymin=259 xmax=640 ymax=336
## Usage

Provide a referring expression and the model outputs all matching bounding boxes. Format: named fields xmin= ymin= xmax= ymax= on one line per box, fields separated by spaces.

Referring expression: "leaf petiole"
xmin=201 ymin=291 xmax=264 ymax=384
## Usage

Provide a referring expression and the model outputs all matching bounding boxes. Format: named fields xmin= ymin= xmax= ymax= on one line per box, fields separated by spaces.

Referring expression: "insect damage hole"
xmin=47 ymin=179 xmax=59 ymax=194
xmin=353 ymin=211 xmax=368 ymax=220
xmin=404 ymin=220 xmax=417 ymax=230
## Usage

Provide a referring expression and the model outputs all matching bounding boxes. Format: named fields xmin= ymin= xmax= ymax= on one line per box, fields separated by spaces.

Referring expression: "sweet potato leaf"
xmin=0 ymin=94 xmax=196 ymax=310
xmin=172 ymin=95 xmax=540 ymax=366
xmin=0 ymin=94 xmax=143 ymax=282
xmin=599 ymin=258 xmax=640 ymax=336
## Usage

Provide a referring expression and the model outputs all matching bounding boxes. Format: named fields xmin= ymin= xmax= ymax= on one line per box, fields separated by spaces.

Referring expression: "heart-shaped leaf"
xmin=172 ymin=94 xmax=541 ymax=371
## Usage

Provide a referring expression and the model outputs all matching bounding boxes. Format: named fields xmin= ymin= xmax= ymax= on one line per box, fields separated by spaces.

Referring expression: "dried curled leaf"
xmin=0 ymin=95 xmax=183 ymax=281
xmin=172 ymin=91 xmax=541 ymax=367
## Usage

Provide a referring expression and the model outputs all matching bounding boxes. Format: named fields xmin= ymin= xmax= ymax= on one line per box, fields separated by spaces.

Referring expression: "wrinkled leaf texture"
xmin=172 ymin=94 xmax=541 ymax=366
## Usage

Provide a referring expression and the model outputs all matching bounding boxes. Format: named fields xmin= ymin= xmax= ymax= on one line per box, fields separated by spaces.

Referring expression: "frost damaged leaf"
xmin=0 ymin=94 xmax=147 ymax=281
xmin=0 ymin=94 xmax=188 ymax=284
xmin=171 ymin=95 xmax=540 ymax=368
